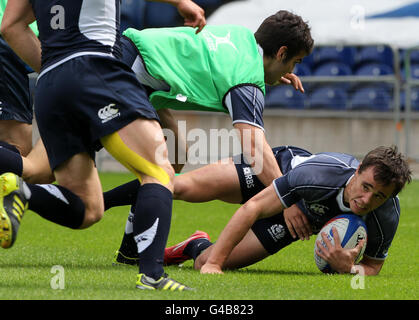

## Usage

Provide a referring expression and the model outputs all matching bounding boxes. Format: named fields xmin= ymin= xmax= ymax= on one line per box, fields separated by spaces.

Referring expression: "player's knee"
xmin=173 ymin=175 xmax=192 ymax=200
xmin=80 ymin=205 xmax=103 ymax=229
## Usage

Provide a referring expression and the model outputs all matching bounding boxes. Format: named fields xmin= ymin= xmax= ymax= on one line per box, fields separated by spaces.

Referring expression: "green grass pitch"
xmin=0 ymin=172 xmax=417 ymax=300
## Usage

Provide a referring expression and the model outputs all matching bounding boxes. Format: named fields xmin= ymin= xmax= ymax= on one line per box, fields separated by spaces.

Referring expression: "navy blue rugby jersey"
xmin=30 ymin=0 xmax=121 ymax=70
xmin=273 ymin=151 xmax=400 ymax=260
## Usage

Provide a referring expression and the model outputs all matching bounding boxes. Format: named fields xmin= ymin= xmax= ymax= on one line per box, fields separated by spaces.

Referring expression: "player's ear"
xmin=276 ymin=46 xmax=288 ymax=61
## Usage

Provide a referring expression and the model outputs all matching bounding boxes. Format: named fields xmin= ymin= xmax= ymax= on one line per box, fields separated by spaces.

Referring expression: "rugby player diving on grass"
xmin=108 ymin=145 xmax=411 ymax=276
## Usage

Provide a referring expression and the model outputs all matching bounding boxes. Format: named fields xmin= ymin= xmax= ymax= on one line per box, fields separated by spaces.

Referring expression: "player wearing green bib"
xmin=112 ymin=10 xmax=314 ymax=265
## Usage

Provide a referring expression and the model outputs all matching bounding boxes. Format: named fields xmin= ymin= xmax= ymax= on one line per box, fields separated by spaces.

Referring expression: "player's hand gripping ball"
xmin=314 ymin=214 xmax=367 ymax=273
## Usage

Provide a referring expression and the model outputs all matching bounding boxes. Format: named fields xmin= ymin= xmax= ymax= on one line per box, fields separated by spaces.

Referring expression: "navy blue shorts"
xmin=35 ymin=54 xmax=159 ymax=170
xmin=0 ymin=37 xmax=33 ymax=124
xmin=234 ymin=146 xmax=312 ymax=254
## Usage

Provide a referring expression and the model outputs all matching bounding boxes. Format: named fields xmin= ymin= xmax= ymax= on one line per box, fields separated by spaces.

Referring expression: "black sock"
xmin=184 ymin=239 xmax=213 ymax=260
xmin=0 ymin=141 xmax=23 ymax=175
xmin=117 ymin=209 xmax=138 ymax=258
xmin=103 ymin=179 xmax=140 ymax=211
xmin=133 ymin=183 xmax=173 ymax=280
xmin=26 ymin=183 xmax=85 ymax=229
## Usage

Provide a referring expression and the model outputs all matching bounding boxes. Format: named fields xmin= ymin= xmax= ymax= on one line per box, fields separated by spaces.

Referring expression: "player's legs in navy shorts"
xmin=0 ymin=36 xmax=33 ymax=157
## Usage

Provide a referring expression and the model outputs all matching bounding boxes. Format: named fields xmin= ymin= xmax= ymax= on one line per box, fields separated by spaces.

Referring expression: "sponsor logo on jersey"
xmin=98 ymin=103 xmax=120 ymax=123
xmin=203 ymin=30 xmax=238 ymax=52
xmin=243 ymin=167 xmax=255 ymax=189
xmin=268 ymin=224 xmax=286 ymax=242
xmin=308 ymin=203 xmax=329 ymax=216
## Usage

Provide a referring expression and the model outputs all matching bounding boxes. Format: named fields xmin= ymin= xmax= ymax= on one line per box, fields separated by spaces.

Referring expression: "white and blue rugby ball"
xmin=314 ymin=214 xmax=367 ymax=273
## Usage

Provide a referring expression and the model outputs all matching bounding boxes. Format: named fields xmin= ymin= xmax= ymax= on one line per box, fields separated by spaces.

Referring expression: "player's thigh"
xmin=174 ymin=159 xmax=242 ymax=203
xmin=54 ymin=152 xmax=104 ymax=225
xmin=102 ymin=117 xmax=174 ymax=189
xmin=22 ymin=138 xmax=55 ymax=184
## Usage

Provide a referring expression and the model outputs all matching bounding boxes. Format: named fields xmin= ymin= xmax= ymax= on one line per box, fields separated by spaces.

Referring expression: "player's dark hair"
xmin=359 ymin=145 xmax=412 ymax=196
xmin=255 ymin=10 xmax=314 ymax=61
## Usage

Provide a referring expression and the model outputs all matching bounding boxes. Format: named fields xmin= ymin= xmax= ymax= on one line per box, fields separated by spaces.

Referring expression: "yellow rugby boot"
xmin=0 ymin=173 xmax=28 ymax=249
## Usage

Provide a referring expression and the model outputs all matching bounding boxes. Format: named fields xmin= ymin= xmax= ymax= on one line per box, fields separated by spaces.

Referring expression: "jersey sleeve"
xmin=272 ymin=163 xmax=338 ymax=208
xmin=364 ymin=197 xmax=400 ymax=260
xmin=224 ymin=85 xmax=265 ymax=131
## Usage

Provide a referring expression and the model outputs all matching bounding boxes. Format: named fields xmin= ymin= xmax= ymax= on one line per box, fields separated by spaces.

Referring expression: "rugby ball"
xmin=314 ymin=214 xmax=367 ymax=273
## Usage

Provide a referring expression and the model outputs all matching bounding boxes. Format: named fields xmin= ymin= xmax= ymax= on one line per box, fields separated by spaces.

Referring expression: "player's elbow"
xmin=1 ymin=19 xmax=18 ymax=44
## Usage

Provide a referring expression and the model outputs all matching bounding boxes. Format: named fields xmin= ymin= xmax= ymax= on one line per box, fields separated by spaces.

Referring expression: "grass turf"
xmin=0 ymin=172 xmax=417 ymax=300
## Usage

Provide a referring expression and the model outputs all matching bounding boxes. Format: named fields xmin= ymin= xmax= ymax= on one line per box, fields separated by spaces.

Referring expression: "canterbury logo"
xmin=98 ymin=104 xmax=120 ymax=123
xmin=203 ymin=31 xmax=238 ymax=52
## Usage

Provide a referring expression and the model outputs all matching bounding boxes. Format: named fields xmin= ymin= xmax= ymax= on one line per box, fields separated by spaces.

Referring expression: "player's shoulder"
xmin=309 ymin=152 xmax=359 ymax=169
xmin=367 ymin=196 xmax=400 ymax=227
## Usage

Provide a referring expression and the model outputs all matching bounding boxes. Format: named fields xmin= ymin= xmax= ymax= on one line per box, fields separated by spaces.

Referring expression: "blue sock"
xmin=184 ymin=239 xmax=213 ymax=260
xmin=26 ymin=183 xmax=85 ymax=229
xmin=0 ymin=141 xmax=23 ymax=175
xmin=133 ymin=183 xmax=173 ymax=280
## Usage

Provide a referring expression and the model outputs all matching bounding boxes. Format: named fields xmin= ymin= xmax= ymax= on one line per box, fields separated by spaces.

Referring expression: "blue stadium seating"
xmin=355 ymin=45 xmax=394 ymax=68
xmin=401 ymin=88 xmax=419 ymax=111
xmin=312 ymin=46 xmax=356 ymax=68
xmin=308 ymin=86 xmax=348 ymax=110
xmin=409 ymin=64 xmax=419 ymax=79
xmin=410 ymin=50 xmax=419 ymax=64
xmin=144 ymin=2 xmax=179 ymax=27
xmin=120 ymin=0 xmax=147 ymax=31
xmin=194 ymin=0 xmax=222 ymax=6
xmin=293 ymin=63 xmax=312 ymax=76
xmin=349 ymin=86 xmax=392 ymax=111
xmin=354 ymin=63 xmax=394 ymax=76
xmin=313 ymin=62 xmax=352 ymax=76
xmin=265 ymin=86 xmax=306 ymax=109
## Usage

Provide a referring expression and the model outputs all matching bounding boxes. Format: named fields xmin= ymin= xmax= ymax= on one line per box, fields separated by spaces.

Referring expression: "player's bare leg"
xmin=102 ymin=118 xmax=191 ymax=290
xmin=54 ymin=152 xmax=104 ymax=228
xmin=0 ymin=120 xmax=32 ymax=156
xmin=174 ymin=159 xmax=243 ymax=203
xmin=22 ymin=138 xmax=55 ymax=184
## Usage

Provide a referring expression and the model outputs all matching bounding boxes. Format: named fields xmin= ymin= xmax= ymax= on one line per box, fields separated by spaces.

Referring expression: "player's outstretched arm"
xmin=149 ymin=0 xmax=206 ymax=33
xmin=357 ymin=256 xmax=384 ymax=276
xmin=201 ymin=184 xmax=284 ymax=274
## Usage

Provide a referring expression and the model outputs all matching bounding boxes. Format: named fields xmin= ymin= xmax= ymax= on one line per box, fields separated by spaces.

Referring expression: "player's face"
xmin=345 ymin=166 xmax=395 ymax=216
xmin=265 ymin=48 xmax=306 ymax=85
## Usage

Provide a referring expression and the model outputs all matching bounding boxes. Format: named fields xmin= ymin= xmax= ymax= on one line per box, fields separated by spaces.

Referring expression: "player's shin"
xmin=133 ymin=183 xmax=172 ymax=280
xmin=25 ymin=183 xmax=85 ymax=229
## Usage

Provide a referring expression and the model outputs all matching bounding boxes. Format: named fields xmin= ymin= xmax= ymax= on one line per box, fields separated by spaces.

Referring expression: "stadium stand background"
xmin=27 ymin=0 xmax=419 ymax=174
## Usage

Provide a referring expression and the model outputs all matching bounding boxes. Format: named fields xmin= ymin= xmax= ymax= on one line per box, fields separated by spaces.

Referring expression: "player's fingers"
xmin=298 ymin=214 xmax=312 ymax=240
xmin=315 ymin=240 xmax=327 ymax=258
xmin=331 ymin=227 xmax=342 ymax=248
xmin=280 ymin=76 xmax=292 ymax=84
xmin=285 ymin=217 xmax=297 ymax=239
xmin=195 ymin=18 xmax=206 ymax=34
xmin=296 ymin=78 xmax=305 ymax=93
xmin=354 ymin=239 xmax=365 ymax=254
xmin=321 ymin=232 xmax=333 ymax=249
